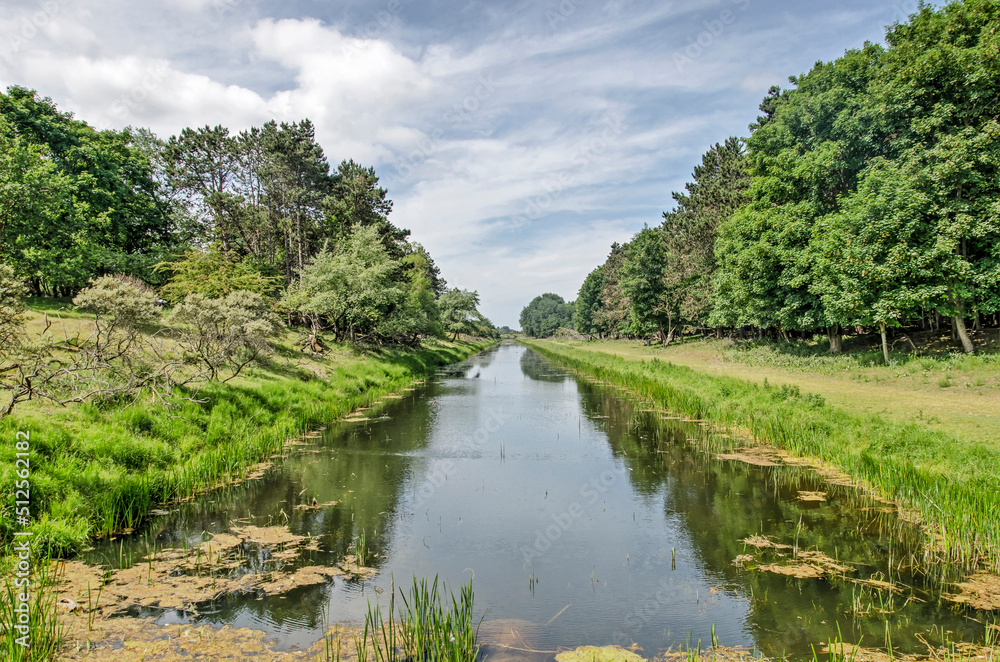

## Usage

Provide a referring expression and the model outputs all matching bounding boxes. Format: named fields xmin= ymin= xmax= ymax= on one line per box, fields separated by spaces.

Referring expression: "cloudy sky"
xmin=0 ymin=0 xmax=919 ymax=327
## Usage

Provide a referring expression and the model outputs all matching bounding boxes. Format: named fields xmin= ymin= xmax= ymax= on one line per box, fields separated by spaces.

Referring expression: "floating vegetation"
xmin=797 ymin=491 xmax=828 ymax=502
xmin=55 ymin=526 xmax=375 ymax=618
xmin=555 ymin=645 xmax=645 ymax=662
xmin=736 ymin=536 xmax=853 ymax=579
xmin=945 ymin=572 xmax=1000 ymax=611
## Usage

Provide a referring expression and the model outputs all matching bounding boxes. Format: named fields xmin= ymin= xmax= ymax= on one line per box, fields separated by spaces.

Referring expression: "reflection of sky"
xmin=0 ymin=0 xmax=919 ymax=325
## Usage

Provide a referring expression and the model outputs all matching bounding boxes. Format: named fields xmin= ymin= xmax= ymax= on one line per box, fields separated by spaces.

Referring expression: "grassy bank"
xmin=1 ymin=302 xmax=493 ymax=556
xmin=542 ymin=334 xmax=1000 ymax=444
xmin=522 ymin=338 xmax=1000 ymax=571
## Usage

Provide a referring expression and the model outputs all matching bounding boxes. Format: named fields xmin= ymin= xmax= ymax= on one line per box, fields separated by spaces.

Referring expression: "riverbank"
xmin=0 ymin=302 xmax=494 ymax=557
xmin=521 ymin=338 xmax=1000 ymax=571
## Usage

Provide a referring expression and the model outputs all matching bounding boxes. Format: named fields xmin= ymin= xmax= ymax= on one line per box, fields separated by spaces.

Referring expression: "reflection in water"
xmin=86 ymin=343 xmax=991 ymax=659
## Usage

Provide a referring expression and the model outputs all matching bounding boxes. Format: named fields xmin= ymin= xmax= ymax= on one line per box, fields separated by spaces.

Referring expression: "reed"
xmin=349 ymin=575 xmax=480 ymax=662
xmin=0 ymin=557 xmax=62 ymax=662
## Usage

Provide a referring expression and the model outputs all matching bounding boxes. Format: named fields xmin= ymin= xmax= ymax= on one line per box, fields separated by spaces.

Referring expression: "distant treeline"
xmin=527 ymin=0 xmax=1000 ymax=359
xmin=0 ymin=86 xmax=496 ymax=345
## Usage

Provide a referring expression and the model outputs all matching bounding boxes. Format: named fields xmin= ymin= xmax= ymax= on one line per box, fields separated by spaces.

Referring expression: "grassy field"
xmin=522 ymin=336 xmax=1000 ymax=571
xmin=1 ymin=300 xmax=493 ymax=556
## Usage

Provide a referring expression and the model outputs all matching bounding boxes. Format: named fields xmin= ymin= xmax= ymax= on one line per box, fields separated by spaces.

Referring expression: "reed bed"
xmin=523 ymin=340 xmax=1000 ymax=572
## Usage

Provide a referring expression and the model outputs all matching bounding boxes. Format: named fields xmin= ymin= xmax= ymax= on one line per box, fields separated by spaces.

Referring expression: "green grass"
xmin=0 ymin=555 xmax=62 ymax=662
xmin=0 ymin=333 xmax=492 ymax=556
xmin=522 ymin=339 xmax=1000 ymax=571
xmin=341 ymin=575 xmax=480 ymax=662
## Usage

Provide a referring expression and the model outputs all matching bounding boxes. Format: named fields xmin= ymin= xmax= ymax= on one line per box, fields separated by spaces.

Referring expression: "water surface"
xmin=87 ymin=343 xmax=990 ymax=658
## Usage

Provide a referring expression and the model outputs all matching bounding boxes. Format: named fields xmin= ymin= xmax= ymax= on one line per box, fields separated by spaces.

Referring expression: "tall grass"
xmin=0 ymin=557 xmax=62 ymax=662
xmin=0 ymin=341 xmax=492 ymax=556
xmin=523 ymin=339 xmax=1000 ymax=571
xmin=340 ymin=576 xmax=480 ymax=662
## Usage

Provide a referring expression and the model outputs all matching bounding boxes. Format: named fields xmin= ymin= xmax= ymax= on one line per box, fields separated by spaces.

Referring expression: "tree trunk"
xmin=827 ymin=325 xmax=843 ymax=354
xmin=879 ymin=322 xmax=890 ymax=365
xmin=953 ymin=307 xmax=975 ymax=354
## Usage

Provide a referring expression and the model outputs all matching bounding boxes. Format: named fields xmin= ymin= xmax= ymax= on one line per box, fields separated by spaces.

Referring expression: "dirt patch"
xmin=946 ymin=572 xmax=1000 ymax=611
xmin=58 ymin=618 xmax=363 ymax=661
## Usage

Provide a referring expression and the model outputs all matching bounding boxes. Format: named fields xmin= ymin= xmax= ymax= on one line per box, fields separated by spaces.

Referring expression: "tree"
xmin=73 ymin=275 xmax=162 ymax=363
xmin=0 ymin=265 xmax=26 ymax=355
xmin=325 ymin=159 xmax=409 ymax=258
xmin=711 ymin=44 xmax=884 ymax=343
xmin=660 ymin=138 xmax=749 ymax=329
xmin=858 ymin=0 xmax=1000 ymax=352
xmin=575 ymin=267 xmax=606 ymax=337
xmin=281 ymin=225 xmax=402 ymax=342
xmin=170 ymin=291 xmax=283 ymax=381
xmin=439 ymin=289 xmax=490 ymax=340
xmin=156 ymin=249 xmax=282 ymax=303
xmin=594 ymin=243 xmax=630 ymax=338
xmin=619 ymin=228 xmax=674 ymax=342
xmin=519 ymin=293 xmax=575 ymax=338
xmin=813 ymin=159 xmax=947 ymax=363
xmin=1 ymin=87 xmax=173 ymax=293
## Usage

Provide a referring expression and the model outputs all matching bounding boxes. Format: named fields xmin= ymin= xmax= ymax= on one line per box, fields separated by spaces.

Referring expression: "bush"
xmin=169 ymin=291 xmax=284 ymax=381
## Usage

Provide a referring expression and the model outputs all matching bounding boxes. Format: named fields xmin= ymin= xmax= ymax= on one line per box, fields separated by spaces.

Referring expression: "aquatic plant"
xmin=351 ymin=575 xmax=480 ymax=662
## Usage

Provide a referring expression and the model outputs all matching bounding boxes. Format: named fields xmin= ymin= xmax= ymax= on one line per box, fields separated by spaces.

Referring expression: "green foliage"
xmin=155 ymin=249 xmax=282 ymax=303
xmin=0 ymin=265 xmax=27 ymax=352
xmin=574 ymin=266 xmax=605 ymax=336
xmin=620 ymin=227 xmax=671 ymax=338
xmin=0 ymin=86 xmax=173 ymax=293
xmin=353 ymin=576 xmax=479 ymax=662
xmin=73 ymin=275 xmax=161 ymax=331
xmin=572 ymin=1 xmax=1000 ymax=349
xmin=519 ymin=293 xmax=575 ymax=338
xmin=438 ymin=288 xmax=492 ymax=340
xmin=661 ymin=137 xmax=749 ymax=327
xmin=282 ymin=225 xmax=403 ymax=342
xmin=169 ymin=291 xmax=283 ymax=381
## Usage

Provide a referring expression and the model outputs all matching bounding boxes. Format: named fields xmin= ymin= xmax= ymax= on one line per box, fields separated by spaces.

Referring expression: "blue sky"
xmin=0 ymin=0 xmax=921 ymax=327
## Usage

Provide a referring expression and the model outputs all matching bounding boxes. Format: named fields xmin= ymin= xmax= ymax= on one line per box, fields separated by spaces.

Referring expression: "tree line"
xmin=0 ymin=86 xmax=496 ymax=347
xmin=531 ymin=0 xmax=999 ymax=359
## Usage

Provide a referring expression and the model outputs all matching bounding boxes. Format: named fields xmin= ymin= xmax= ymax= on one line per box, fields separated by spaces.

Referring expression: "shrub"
xmin=169 ymin=291 xmax=284 ymax=382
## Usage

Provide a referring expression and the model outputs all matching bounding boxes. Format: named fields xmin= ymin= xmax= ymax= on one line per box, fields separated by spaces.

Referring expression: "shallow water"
xmin=85 ymin=343 xmax=991 ymax=658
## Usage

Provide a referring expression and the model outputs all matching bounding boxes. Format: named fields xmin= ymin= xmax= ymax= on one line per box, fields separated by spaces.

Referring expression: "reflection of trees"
xmin=575 ymin=381 xmax=982 ymax=657
xmin=519 ymin=350 xmax=569 ymax=382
